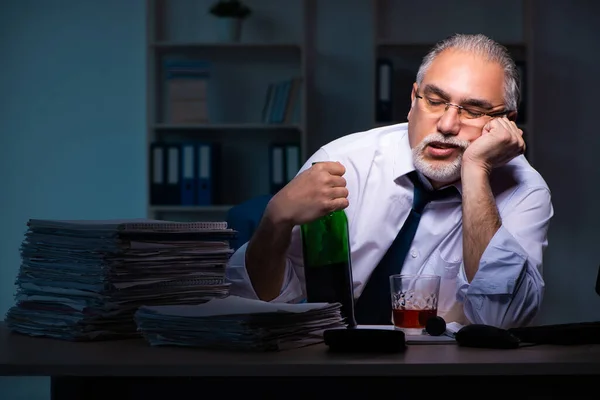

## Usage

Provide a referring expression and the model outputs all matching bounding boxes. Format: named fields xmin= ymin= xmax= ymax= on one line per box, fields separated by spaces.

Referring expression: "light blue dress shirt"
xmin=227 ymin=123 xmax=554 ymax=329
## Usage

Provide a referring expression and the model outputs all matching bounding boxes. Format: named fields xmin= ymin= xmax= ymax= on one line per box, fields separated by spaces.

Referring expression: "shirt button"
xmin=410 ymin=249 xmax=418 ymax=258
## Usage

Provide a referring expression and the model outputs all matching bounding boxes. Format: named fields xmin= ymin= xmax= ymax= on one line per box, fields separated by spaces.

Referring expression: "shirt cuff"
xmin=226 ymin=242 xmax=300 ymax=303
xmin=457 ymin=225 xmax=528 ymax=301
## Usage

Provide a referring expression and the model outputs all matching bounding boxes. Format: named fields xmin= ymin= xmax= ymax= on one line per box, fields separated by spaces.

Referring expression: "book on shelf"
xmin=164 ymin=59 xmax=211 ymax=124
xmin=262 ymin=77 xmax=302 ymax=124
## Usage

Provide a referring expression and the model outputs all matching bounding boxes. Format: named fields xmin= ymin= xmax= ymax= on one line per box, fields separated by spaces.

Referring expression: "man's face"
xmin=407 ymin=49 xmax=507 ymax=186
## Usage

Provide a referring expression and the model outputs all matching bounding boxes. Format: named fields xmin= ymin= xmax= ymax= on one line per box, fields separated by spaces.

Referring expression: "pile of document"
xmin=4 ymin=218 xmax=236 ymax=341
xmin=134 ymin=295 xmax=346 ymax=351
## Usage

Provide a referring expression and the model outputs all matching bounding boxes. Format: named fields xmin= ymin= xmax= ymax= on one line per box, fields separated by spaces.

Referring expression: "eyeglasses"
xmin=415 ymin=93 xmax=510 ymax=122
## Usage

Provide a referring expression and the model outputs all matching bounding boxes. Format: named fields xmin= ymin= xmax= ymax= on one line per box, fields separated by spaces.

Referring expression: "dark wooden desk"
xmin=1 ymin=324 xmax=599 ymax=399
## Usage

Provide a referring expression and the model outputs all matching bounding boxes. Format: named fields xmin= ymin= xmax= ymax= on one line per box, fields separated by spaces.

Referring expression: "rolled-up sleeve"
xmin=226 ymin=240 xmax=304 ymax=303
xmin=456 ymin=185 xmax=553 ymax=329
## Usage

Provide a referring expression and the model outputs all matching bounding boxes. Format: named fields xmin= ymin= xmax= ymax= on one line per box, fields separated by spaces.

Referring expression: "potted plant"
xmin=209 ymin=0 xmax=252 ymax=43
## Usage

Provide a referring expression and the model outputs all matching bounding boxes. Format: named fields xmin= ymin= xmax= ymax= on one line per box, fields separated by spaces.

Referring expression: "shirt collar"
xmin=391 ymin=123 xmax=463 ymax=195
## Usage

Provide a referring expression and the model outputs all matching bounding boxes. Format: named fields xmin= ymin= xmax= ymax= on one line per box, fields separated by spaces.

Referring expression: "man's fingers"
xmin=496 ymin=117 xmax=514 ymax=133
xmin=501 ymin=118 xmax=526 ymax=155
xmin=327 ymin=197 xmax=350 ymax=213
xmin=328 ymin=175 xmax=347 ymax=188
xmin=328 ymin=186 xmax=349 ymax=200
xmin=483 ymin=116 xmax=505 ymax=133
xmin=314 ymin=160 xmax=346 ymax=176
xmin=495 ymin=117 xmax=523 ymax=144
xmin=482 ymin=120 xmax=494 ymax=133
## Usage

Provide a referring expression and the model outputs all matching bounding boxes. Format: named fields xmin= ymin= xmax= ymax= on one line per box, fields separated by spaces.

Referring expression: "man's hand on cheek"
xmin=462 ymin=117 xmax=526 ymax=175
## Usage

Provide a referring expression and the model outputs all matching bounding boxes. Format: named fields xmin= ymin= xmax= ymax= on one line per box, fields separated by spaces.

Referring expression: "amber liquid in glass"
xmin=392 ymin=308 xmax=437 ymax=329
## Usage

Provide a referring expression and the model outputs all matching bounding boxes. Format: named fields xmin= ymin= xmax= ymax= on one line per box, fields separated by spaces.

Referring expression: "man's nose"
xmin=436 ymin=105 xmax=461 ymax=136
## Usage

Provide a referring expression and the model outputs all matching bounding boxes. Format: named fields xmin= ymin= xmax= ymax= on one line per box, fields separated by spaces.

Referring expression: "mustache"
xmin=418 ymin=133 xmax=470 ymax=150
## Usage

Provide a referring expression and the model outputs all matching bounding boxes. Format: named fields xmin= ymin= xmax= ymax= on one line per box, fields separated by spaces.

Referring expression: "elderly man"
xmin=227 ymin=33 xmax=553 ymax=329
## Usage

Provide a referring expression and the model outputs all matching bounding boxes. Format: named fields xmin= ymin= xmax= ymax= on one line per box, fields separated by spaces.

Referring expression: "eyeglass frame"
xmin=414 ymin=92 xmax=513 ymax=120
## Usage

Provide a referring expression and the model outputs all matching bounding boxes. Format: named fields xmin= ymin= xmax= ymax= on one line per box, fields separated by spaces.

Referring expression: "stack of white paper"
xmin=134 ymin=295 xmax=346 ymax=351
xmin=4 ymin=218 xmax=236 ymax=341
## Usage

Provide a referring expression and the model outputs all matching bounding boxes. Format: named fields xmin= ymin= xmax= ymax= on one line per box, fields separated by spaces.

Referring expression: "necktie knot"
xmin=408 ymin=171 xmax=457 ymax=214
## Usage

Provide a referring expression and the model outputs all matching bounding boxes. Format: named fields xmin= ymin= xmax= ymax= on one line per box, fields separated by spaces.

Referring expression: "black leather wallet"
xmin=323 ymin=327 xmax=406 ymax=353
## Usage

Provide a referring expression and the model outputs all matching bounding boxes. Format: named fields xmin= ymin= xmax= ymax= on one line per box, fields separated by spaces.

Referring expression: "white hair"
xmin=416 ymin=33 xmax=521 ymax=112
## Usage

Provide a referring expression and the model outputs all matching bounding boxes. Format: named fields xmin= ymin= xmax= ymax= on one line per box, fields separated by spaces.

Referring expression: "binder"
xmin=165 ymin=144 xmax=181 ymax=205
xmin=150 ymin=142 xmax=166 ymax=205
xmin=179 ymin=143 xmax=196 ymax=205
xmin=376 ymin=58 xmax=393 ymax=122
xmin=269 ymin=143 xmax=300 ymax=194
xmin=285 ymin=144 xmax=300 ymax=182
xmin=196 ymin=142 xmax=216 ymax=206
xmin=150 ymin=140 xmax=221 ymax=206
xmin=269 ymin=144 xmax=285 ymax=194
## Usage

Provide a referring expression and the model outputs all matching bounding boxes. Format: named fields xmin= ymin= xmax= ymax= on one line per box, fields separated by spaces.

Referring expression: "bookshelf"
xmin=372 ymin=0 xmax=535 ymax=164
xmin=146 ymin=0 xmax=316 ymax=222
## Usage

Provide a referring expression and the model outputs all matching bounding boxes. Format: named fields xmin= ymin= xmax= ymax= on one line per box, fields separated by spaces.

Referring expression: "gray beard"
xmin=411 ymin=133 xmax=470 ymax=184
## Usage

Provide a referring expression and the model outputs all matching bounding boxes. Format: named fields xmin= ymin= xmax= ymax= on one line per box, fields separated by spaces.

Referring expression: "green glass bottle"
xmin=301 ymin=208 xmax=357 ymax=328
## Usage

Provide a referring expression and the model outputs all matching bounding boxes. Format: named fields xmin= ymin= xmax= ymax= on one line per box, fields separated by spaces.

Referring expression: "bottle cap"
xmin=425 ymin=316 xmax=447 ymax=336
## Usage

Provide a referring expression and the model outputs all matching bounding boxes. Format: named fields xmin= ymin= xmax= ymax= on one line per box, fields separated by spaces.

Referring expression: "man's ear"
xmin=407 ymin=82 xmax=418 ymax=120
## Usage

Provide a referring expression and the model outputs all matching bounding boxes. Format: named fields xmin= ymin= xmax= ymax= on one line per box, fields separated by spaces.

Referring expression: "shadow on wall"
xmin=532 ymin=48 xmax=600 ymax=324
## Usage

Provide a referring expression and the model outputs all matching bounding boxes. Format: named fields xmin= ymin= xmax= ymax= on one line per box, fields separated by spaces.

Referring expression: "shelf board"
xmin=150 ymin=205 xmax=233 ymax=213
xmin=153 ymin=123 xmax=302 ymax=131
xmin=152 ymin=41 xmax=302 ymax=51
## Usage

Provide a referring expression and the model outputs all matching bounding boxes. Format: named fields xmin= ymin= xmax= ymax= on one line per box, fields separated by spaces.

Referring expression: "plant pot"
xmin=216 ymin=17 xmax=243 ymax=43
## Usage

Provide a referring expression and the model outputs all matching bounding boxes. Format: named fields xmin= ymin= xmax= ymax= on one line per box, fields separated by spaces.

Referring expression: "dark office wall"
xmin=529 ymin=0 xmax=600 ymax=324
xmin=0 ymin=0 xmax=146 ymax=399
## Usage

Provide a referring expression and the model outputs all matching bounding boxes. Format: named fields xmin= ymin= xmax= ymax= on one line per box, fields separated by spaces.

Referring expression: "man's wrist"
xmin=263 ymin=198 xmax=295 ymax=232
xmin=461 ymin=158 xmax=491 ymax=181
